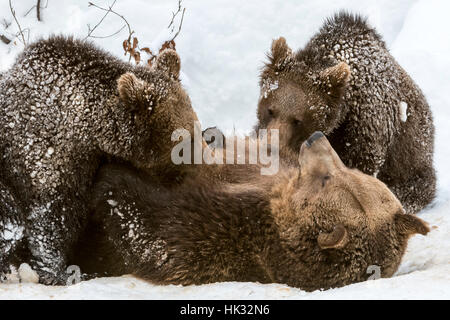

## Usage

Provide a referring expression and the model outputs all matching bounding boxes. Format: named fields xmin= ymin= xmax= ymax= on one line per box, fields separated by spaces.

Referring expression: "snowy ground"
xmin=1 ymin=0 xmax=450 ymax=299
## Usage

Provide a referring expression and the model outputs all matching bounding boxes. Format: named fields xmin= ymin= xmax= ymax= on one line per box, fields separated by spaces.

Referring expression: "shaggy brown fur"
xmin=0 ymin=36 xmax=198 ymax=284
xmin=72 ymin=132 xmax=429 ymax=291
xmin=256 ymin=12 xmax=435 ymax=214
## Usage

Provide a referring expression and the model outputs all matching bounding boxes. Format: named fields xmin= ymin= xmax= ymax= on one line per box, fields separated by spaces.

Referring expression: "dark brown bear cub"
xmin=73 ymin=133 xmax=429 ymax=291
xmin=257 ymin=12 xmax=435 ymax=214
xmin=0 ymin=36 xmax=198 ymax=284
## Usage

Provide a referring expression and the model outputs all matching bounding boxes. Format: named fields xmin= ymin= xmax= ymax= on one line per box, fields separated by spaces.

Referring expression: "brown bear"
xmin=0 ymin=36 xmax=198 ymax=284
xmin=72 ymin=132 xmax=429 ymax=291
xmin=256 ymin=12 xmax=435 ymax=214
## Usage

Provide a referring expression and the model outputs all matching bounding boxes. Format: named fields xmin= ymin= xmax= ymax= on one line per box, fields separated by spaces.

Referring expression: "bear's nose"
xmin=299 ymin=131 xmax=346 ymax=175
xmin=305 ymin=131 xmax=325 ymax=147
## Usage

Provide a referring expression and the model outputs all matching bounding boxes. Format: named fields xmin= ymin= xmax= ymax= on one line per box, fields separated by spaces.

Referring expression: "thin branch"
xmin=24 ymin=0 xmax=46 ymax=20
xmin=26 ymin=0 xmax=48 ymax=20
xmin=83 ymin=0 xmax=186 ymax=67
xmin=8 ymin=0 xmax=26 ymax=46
xmin=168 ymin=0 xmax=183 ymax=29
xmin=87 ymin=24 xmax=126 ymax=39
xmin=24 ymin=5 xmax=37 ymax=17
xmin=37 ymin=0 xmax=41 ymax=21
xmin=84 ymin=0 xmax=117 ymax=40
xmin=85 ymin=1 xmax=134 ymax=42
xmin=170 ymin=7 xmax=185 ymax=42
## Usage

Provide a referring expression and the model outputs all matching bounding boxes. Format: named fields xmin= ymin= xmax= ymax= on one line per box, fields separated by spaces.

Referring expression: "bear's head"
xmin=258 ymin=37 xmax=350 ymax=164
xmin=269 ymin=132 xmax=429 ymax=290
xmin=115 ymin=49 xmax=198 ymax=174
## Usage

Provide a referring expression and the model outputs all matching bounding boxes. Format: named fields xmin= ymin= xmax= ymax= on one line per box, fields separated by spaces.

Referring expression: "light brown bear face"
xmin=258 ymin=37 xmax=350 ymax=164
xmin=270 ymin=132 xmax=429 ymax=290
xmin=116 ymin=49 xmax=198 ymax=171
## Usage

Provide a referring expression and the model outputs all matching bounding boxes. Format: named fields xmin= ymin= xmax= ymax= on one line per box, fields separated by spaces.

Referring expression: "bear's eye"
xmin=268 ymin=108 xmax=275 ymax=117
xmin=292 ymin=119 xmax=303 ymax=127
xmin=322 ymin=175 xmax=331 ymax=187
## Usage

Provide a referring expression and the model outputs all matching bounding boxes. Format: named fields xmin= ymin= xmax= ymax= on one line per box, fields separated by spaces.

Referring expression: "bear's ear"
xmin=117 ymin=72 xmax=149 ymax=110
xmin=117 ymin=73 xmax=156 ymax=111
xmin=155 ymin=49 xmax=181 ymax=80
xmin=394 ymin=212 xmax=430 ymax=236
xmin=318 ymin=62 xmax=351 ymax=99
xmin=269 ymin=37 xmax=292 ymax=71
xmin=317 ymin=223 xmax=349 ymax=249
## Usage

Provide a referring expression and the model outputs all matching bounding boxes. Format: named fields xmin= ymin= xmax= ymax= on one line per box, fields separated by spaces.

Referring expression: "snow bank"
xmin=1 ymin=0 xmax=450 ymax=299
xmin=0 ymin=0 xmax=416 ymax=134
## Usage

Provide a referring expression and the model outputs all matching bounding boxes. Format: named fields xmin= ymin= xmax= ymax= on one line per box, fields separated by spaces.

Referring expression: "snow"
xmin=106 ymin=199 xmax=118 ymax=207
xmin=261 ymin=78 xmax=279 ymax=100
xmin=0 ymin=221 xmax=24 ymax=241
xmin=1 ymin=0 xmax=450 ymax=299
xmin=399 ymin=101 xmax=408 ymax=122
xmin=17 ymin=264 xmax=39 ymax=284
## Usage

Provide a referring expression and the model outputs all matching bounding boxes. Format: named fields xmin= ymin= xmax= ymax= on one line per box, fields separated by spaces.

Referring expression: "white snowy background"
xmin=0 ymin=0 xmax=449 ymax=299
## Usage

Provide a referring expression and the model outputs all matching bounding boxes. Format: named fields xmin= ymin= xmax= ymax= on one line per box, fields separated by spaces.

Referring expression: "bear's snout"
xmin=299 ymin=131 xmax=346 ymax=175
xmin=305 ymin=131 xmax=324 ymax=147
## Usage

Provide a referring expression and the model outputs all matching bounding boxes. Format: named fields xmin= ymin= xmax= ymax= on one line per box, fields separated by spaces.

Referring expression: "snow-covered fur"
xmin=0 ymin=181 xmax=26 ymax=276
xmin=257 ymin=12 xmax=435 ymax=214
xmin=72 ymin=133 xmax=430 ymax=291
xmin=0 ymin=36 xmax=198 ymax=284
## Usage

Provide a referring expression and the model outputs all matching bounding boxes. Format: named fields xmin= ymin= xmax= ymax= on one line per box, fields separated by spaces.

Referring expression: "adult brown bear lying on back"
xmin=72 ymin=132 xmax=429 ymax=291
xmin=257 ymin=12 xmax=435 ymax=214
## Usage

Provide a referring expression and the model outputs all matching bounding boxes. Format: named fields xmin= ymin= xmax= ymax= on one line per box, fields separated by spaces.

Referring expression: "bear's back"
xmin=306 ymin=12 xmax=421 ymax=119
xmin=0 ymin=37 xmax=136 ymax=195
xmin=0 ymin=37 xmax=126 ymax=131
xmin=14 ymin=36 xmax=127 ymax=83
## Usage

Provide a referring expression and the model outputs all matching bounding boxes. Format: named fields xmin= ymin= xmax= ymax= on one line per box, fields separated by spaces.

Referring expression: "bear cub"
xmin=257 ymin=12 xmax=435 ymax=214
xmin=0 ymin=36 xmax=198 ymax=284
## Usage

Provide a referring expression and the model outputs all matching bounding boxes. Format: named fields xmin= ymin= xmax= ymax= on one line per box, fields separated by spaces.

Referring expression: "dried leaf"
xmin=141 ymin=47 xmax=153 ymax=55
xmin=123 ymin=39 xmax=129 ymax=51
xmin=160 ymin=40 xmax=176 ymax=52
xmin=133 ymin=37 xmax=138 ymax=50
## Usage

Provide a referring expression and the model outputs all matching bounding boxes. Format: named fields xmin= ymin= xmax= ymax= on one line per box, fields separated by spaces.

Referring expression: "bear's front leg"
xmin=0 ymin=181 xmax=26 ymax=275
xmin=339 ymin=127 xmax=389 ymax=178
xmin=26 ymin=196 xmax=87 ymax=285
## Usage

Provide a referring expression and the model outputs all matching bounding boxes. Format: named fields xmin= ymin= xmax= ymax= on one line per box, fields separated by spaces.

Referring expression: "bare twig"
xmin=170 ymin=7 xmax=185 ymax=41
xmin=37 ymin=0 xmax=42 ymax=21
xmin=87 ymin=24 xmax=126 ymax=39
xmin=0 ymin=34 xmax=11 ymax=44
xmin=84 ymin=0 xmax=117 ymax=40
xmin=166 ymin=0 xmax=186 ymax=42
xmin=24 ymin=0 xmax=47 ymax=20
xmin=8 ymin=0 xmax=26 ymax=46
xmin=85 ymin=1 xmax=134 ymax=42
xmin=168 ymin=0 xmax=183 ymax=29
xmin=84 ymin=0 xmax=186 ymax=66
xmin=24 ymin=5 xmax=37 ymax=17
